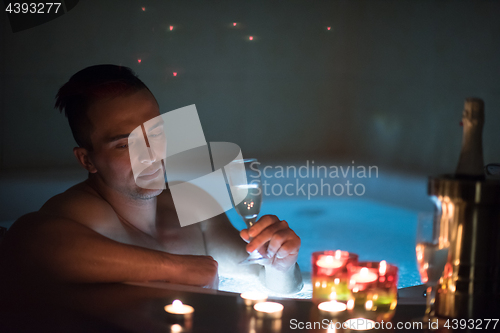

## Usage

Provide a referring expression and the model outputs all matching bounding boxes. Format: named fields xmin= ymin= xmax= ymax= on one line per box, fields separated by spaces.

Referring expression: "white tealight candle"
xmin=316 ymin=253 xmax=344 ymax=269
xmin=240 ymin=292 xmax=268 ymax=306
xmin=318 ymin=301 xmax=347 ymax=315
xmin=254 ymin=301 xmax=284 ymax=319
xmin=350 ymin=267 xmax=378 ymax=284
xmin=164 ymin=300 xmax=194 ymax=317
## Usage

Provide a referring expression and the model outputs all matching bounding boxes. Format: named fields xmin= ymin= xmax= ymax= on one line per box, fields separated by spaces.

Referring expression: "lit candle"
xmin=350 ymin=267 xmax=378 ymax=283
xmin=312 ymin=250 xmax=358 ymax=302
xmin=254 ymin=302 xmax=284 ymax=319
xmin=164 ymin=300 xmax=194 ymax=317
xmin=318 ymin=301 xmax=347 ymax=315
xmin=348 ymin=261 xmax=398 ymax=319
xmin=240 ymin=292 xmax=268 ymax=307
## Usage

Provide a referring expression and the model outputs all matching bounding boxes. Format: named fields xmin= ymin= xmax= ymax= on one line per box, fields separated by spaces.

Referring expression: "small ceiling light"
xmin=233 ymin=22 xmax=237 ymax=26
xmin=327 ymin=27 xmax=331 ymax=31
xmin=249 ymin=36 xmax=253 ymax=40
xmin=173 ymin=72 xmax=177 ymax=76
xmin=138 ymin=59 xmax=142 ymax=63
xmin=169 ymin=25 xmax=174 ymax=31
xmin=141 ymin=7 xmax=145 ymax=11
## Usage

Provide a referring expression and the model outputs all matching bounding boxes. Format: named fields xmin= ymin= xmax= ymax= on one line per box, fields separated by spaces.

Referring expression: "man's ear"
xmin=73 ymin=147 xmax=97 ymax=173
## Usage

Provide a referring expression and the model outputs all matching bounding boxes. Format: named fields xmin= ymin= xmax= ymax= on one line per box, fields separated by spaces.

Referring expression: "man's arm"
xmin=200 ymin=213 xmax=261 ymax=276
xmin=201 ymin=213 xmax=303 ymax=294
xmin=0 ymin=212 xmax=218 ymax=287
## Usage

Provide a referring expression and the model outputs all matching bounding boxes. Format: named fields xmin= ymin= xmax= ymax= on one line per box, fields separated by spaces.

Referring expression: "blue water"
xmin=226 ymin=196 xmax=421 ymax=290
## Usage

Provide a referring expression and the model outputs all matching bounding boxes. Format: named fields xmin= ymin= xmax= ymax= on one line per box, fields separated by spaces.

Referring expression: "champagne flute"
xmin=415 ymin=212 xmax=449 ymax=323
xmin=226 ymin=158 xmax=268 ymax=265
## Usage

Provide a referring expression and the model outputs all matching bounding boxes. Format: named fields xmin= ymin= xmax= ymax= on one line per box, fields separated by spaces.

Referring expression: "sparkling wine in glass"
xmin=227 ymin=158 xmax=268 ymax=265
xmin=415 ymin=212 xmax=449 ymax=323
xmin=233 ymin=182 xmax=262 ymax=228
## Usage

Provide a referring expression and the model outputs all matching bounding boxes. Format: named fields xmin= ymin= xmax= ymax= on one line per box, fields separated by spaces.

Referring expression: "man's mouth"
xmin=138 ymin=167 xmax=162 ymax=180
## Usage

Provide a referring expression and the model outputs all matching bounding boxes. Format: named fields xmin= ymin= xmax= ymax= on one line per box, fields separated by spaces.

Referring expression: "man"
xmin=0 ymin=65 xmax=302 ymax=293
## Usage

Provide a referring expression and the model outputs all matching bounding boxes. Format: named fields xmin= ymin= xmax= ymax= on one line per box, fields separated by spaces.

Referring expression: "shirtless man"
xmin=0 ymin=65 xmax=302 ymax=293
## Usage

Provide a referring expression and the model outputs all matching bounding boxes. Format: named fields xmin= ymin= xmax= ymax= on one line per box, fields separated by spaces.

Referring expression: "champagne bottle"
xmin=455 ymin=97 xmax=485 ymax=179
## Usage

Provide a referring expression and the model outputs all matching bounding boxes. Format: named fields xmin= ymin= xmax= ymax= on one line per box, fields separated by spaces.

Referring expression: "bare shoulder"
xmin=39 ymin=181 xmax=119 ymax=231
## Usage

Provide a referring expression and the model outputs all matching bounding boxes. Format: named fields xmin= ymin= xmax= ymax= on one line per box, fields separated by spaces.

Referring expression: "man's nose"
xmin=140 ymin=147 xmax=157 ymax=164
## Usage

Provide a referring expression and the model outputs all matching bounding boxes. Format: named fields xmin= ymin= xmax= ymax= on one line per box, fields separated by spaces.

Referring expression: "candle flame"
xmin=379 ymin=260 xmax=387 ymax=275
xmin=172 ymin=299 xmax=183 ymax=310
xmin=365 ymin=300 xmax=373 ymax=310
xmin=335 ymin=250 xmax=342 ymax=260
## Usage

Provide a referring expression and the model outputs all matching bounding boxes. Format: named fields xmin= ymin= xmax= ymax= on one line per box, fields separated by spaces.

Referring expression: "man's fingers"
xmin=248 ymin=215 xmax=280 ymax=238
xmin=275 ymin=239 xmax=300 ymax=259
xmin=268 ymin=230 xmax=300 ymax=258
xmin=240 ymin=229 xmax=250 ymax=243
xmin=246 ymin=220 xmax=288 ymax=253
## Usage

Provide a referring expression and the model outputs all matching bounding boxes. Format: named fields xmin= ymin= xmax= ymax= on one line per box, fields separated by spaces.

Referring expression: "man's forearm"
xmin=0 ymin=213 xmax=217 ymax=286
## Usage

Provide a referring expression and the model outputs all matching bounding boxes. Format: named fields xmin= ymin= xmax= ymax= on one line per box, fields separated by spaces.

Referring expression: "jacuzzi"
xmin=0 ymin=161 xmax=431 ymax=298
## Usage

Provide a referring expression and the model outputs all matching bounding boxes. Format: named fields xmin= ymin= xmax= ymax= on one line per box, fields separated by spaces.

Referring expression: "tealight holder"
xmin=317 ymin=300 xmax=349 ymax=322
xmin=348 ymin=261 xmax=398 ymax=316
xmin=312 ymin=250 xmax=359 ymax=302
xmin=248 ymin=316 xmax=282 ymax=333
xmin=164 ymin=299 xmax=194 ymax=330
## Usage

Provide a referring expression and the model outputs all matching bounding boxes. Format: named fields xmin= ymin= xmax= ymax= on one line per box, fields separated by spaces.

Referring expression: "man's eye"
xmin=148 ymin=132 xmax=163 ymax=138
xmin=117 ymin=141 xmax=132 ymax=149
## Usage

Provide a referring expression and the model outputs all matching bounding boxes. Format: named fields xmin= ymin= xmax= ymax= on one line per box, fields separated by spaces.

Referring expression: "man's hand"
xmin=239 ymin=215 xmax=300 ymax=272
xmin=169 ymin=254 xmax=219 ymax=288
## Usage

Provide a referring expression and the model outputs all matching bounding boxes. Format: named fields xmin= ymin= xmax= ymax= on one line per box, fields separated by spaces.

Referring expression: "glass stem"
xmin=245 ymin=217 xmax=257 ymax=229
xmin=425 ymin=285 xmax=436 ymax=317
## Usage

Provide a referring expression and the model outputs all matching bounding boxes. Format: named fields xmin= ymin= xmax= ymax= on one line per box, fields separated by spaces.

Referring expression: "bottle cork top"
xmin=455 ymin=97 xmax=485 ymax=178
xmin=462 ymin=98 xmax=485 ymax=127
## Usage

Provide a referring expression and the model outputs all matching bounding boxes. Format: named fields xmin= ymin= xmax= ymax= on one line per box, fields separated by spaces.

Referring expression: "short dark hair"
xmin=55 ymin=64 xmax=149 ymax=150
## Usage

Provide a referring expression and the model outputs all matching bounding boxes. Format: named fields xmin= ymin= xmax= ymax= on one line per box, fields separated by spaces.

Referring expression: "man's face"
xmin=86 ymin=88 xmax=164 ymax=200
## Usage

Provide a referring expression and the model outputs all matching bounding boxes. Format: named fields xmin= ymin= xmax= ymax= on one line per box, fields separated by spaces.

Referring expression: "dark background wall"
xmin=1 ymin=0 xmax=499 ymax=175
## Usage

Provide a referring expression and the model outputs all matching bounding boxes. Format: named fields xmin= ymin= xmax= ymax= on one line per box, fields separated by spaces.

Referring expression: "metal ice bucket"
xmin=428 ymin=175 xmax=500 ymax=318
